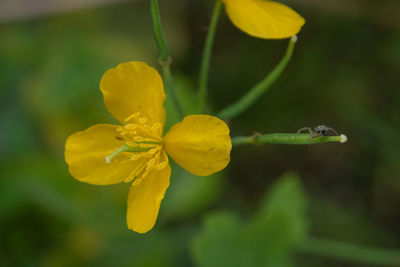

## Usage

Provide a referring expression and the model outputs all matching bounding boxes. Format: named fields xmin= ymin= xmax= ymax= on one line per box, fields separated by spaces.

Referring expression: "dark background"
xmin=1 ymin=0 xmax=399 ymax=266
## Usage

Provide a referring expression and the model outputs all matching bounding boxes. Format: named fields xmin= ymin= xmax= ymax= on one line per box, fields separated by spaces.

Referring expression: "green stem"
xmin=217 ymin=36 xmax=297 ymax=120
xmin=232 ymin=133 xmax=347 ymax=146
xmin=198 ymin=0 xmax=223 ymax=113
xmin=297 ymin=237 xmax=400 ymax=265
xmin=161 ymin=63 xmax=184 ymax=118
xmin=150 ymin=0 xmax=169 ymax=61
xmin=149 ymin=0 xmax=184 ymax=118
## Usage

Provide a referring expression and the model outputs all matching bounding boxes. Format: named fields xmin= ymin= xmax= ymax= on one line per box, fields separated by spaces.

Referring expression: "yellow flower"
xmin=221 ymin=0 xmax=305 ymax=39
xmin=65 ymin=62 xmax=231 ymax=233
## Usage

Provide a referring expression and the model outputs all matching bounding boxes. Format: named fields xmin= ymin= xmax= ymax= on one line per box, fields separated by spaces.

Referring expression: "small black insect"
xmin=296 ymin=125 xmax=339 ymax=139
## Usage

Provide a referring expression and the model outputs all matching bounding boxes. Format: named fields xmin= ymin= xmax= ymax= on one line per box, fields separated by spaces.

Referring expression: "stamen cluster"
xmin=111 ymin=112 xmax=168 ymax=183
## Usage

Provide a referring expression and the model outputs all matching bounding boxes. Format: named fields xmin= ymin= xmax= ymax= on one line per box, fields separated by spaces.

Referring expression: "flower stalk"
xmin=149 ymin=0 xmax=184 ymax=118
xmin=217 ymin=35 xmax=297 ymax=120
xmin=232 ymin=133 xmax=347 ymax=147
xmin=150 ymin=0 xmax=169 ymax=62
xmin=198 ymin=0 xmax=223 ymax=113
xmin=160 ymin=60 xmax=185 ymax=118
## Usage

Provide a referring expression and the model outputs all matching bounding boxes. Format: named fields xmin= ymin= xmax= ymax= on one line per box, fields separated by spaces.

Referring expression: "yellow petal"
xmin=222 ymin=0 xmax=305 ymax=39
xmin=65 ymin=124 xmax=147 ymax=185
xmin=100 ymin=62 xmax=166 ymax=126
xmin=163 ymin=115 xmax=232 ymax=176
xmin=127 ymin=152 xmax=171 ymax=233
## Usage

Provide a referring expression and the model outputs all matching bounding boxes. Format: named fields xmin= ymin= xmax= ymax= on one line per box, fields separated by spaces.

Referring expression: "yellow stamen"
xmin=134 ymin=136 xmax=145 ymax=142
xmin=156 ymin=161 xmax=168 ymax=170
xmin=124 ymin=112 xmax=140 ymax=122
xmin=148 ymin=147 xmax=160 ymax=155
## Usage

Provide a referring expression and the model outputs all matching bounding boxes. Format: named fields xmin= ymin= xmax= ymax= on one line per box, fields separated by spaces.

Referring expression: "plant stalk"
xmin=150 ymin=0 xmax=184 ymax=118
xmin=232 ymin=133 xmax=347 ymax=146
xmin=198 ymin=0 xmax=223 ymax=113
xmin=217 ymin=35 xmax=298 ymax=120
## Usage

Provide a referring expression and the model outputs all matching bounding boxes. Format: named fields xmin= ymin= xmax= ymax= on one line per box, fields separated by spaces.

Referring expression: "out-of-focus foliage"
xmin=1 ymin=0 xmax=400 ymax=266
xmin=191 ymin=173 xmax=308 ymax=267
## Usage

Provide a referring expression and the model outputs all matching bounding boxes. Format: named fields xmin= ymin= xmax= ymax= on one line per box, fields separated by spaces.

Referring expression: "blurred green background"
xmin=1 ymin=0 xmax=400 ymax=266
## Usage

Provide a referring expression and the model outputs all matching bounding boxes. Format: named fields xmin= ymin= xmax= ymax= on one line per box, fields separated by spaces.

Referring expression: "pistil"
xmin=105 ymin=144 xmax=155 ymax=164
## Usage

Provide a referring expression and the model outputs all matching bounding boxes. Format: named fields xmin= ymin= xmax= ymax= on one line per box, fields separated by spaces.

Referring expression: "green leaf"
xmin=191 ymin=172 xmax=309 ymax=267
xmin=191 ymin=213 xmax=245 ymax=267
xmin=254 ymin=172 xmax=308 ymax=243
xmin=245 ymin=172 xmax=309 ymax=266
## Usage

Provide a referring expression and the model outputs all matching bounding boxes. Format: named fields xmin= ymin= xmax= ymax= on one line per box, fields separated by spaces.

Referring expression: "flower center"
xmin=105 ymin=112 xmax=167 ymax=182
xmin=118 ymin=111 xmax=163 ymax=143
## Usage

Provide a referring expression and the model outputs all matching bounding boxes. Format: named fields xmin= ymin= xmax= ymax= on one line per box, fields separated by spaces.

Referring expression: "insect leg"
xmin=296 ymin=127 xmax=312 ymax=135
xmin=296 ymin=127 xmax=313 ymax=141
xmin=327 ymin=127 xmax=339 ymax=136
